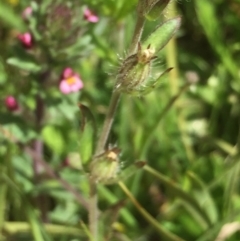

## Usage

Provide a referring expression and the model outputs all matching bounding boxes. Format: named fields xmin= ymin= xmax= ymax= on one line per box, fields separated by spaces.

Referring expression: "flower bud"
xmin=90 ymin=148 xmax=121 ymax=184
xmin=22 ymin=6 xmax=33 ymax=20
xmin=84 ymin=8 xmax=99 ymax=23
xmin=18 ymin=32 xmax=33 ymax=48
xmin=5 ymin=96 xmax=19 ymax=111
xmin=115 ymin=43 xmax=156 ymax=94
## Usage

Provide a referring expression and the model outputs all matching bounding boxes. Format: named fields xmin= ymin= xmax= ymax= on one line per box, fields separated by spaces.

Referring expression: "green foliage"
xmin=1 ymin=0 xmax=240 ymax=241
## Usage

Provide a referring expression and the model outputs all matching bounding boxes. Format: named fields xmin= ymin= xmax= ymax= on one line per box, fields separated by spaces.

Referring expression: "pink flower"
xmin=5 ymin=96 xmax=19 ymax=111
xmin=84 ymin=8 xmax=99 ymax=23
xmin=59 ymin=68 xmax=84 ymax=94
xmin=62 ymin=67 xmax=74 ymax=79
xmin=18 ymin=32 xmax=33 ymax=48
xmin=22 ymin=6 xmax=32 ymax=19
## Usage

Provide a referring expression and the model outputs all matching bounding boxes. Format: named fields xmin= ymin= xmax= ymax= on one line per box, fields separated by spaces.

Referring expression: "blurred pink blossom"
xmin=5 ymin=96 xmax=19 ymax=111
xmin=18 ymin=32 xmax=33 ymax=48
xmin=22 ymin=6 xmax=33 ymax=19
xmin=62 ymin=67 xmax=74 ymax=79
xmin=59 ymin=68 xmax=84 ymax=94
xmin=84 ymin=8 xmax=99 ymax=23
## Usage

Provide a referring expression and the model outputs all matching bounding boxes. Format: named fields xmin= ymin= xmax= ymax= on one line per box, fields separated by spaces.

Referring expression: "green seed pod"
xmin=115 ymin=43 xmax=156 ymax=94
xmin=90 ymin=147 xmax=121 ymax=184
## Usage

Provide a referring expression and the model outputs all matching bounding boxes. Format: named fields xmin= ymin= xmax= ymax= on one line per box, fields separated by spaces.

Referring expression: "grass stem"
xmin=118 ymin=181 xmax=186 ymax=241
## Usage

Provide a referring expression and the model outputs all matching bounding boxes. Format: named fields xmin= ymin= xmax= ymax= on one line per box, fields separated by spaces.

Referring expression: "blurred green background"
xmin=1 ymin=0 xmax=240 ymax=240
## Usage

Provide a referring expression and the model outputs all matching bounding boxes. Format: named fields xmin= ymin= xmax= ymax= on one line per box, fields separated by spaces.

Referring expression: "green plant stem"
xmin=129 ymin=15 xmax=145 ymax=54
xmin=143 ymin=165 xmax=212 ymax=227
xmin=0 ymin=167 xmax=7 ymax=241
xmin=95 ymin=91 xmax=121 ymax=155
xmin=25 ymin=147 xmax=89 ymax=210
xmin=95 ymin=15 xmax=146 ymax=155
xmin=118 ymin=181 xmax=186 ymax=241
xmin=1 ymin=173 xmax=48 ymax=241
xmin=0 ymin=145 xmax=12 ymax=239
xmin=89 ymin=178 xmax=98 ymax=241
xmin=140 ymin=82 xmax=190 ymax=158
xmin=89 ymin=91 xmax=121 ymax=241
xmin=3 ymin=222 xmax=85 ymax=237
xmin=89 ymin=7 xmax=146 ymax=241
xmin=165 ymin=1 xmax=195 ymax=162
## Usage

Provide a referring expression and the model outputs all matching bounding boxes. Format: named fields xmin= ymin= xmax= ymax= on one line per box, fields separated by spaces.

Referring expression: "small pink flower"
xmin=22 ymin=6 xmax=32 ymax=19
xmin=18 ymin=32 xmax=33 ymax=48
xmin=5 ymin=96 xmax=19 ymax=111
xmin=62 ymin=67 xmax=74 ymax=79
xmin=59 ymin=68 xmax=84 ymax=94
xmin=84 ymin=8 xmax=99 ymax=23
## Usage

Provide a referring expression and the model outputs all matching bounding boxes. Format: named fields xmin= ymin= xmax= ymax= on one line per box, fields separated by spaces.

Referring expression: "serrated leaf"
xmin=142 ymin=17 xmax=181 ymax=52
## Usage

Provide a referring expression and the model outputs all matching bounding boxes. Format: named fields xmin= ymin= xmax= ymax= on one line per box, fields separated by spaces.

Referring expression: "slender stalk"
xmin=165 ymin=1 xmax=195 ymax=162
xmin=140 ymin=82 xmax=190 ymax=158
xmin=95 ymin=91 xmax=121 ymax=155
xmin=95 ymin=14 xmax=145 ymax=155
xmin=88 ymin=179 xmax=98 ymax=241
xmin=25 ymin=147 xmax=89 ymax=210
xmin=165 ymin=1 xmax=179 ymax=96
xmin=3 ymin=222 xmax=85 ymax=237
xmin=89 ymin=5 xmax=146 ymax=240
xmin=118 ymin=181 xmax=186 ymax=241
xmin=129 ymin=15 xmax=145 ymax=55
xmin=143 ymin=165 xmax=212 ymax=227
xmin=0 ymin=166 xmax=7 ymax=241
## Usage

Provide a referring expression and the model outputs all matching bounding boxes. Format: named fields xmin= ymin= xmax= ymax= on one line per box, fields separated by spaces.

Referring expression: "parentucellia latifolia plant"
xmin=84 ymin=0 xmax=185 ymax=241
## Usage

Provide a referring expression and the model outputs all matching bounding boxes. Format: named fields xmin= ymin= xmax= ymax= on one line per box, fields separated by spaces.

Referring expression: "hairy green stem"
xmin=89 ymin=5 xmax=146 ymax=240
xmin=95 ymin=91 xmax=121 ymax=155
xmin=129 ymin=15 xmax=145 ymax=55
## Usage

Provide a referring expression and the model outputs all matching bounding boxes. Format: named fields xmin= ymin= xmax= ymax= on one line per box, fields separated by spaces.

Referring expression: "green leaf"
xmin=0 ymin=60 xmax=7 ymax=84
xmin=144 ymin=165 xmax=212 ymax=227
xmin=78 ymin=104 xmax=97 ymax=165
xmin=0 ymin=114 xmax=37 ymax=143
xmin=144 ymin=0 xmax=171 ymax=21
xmin=187 ymin=172 xmax=218 ymax=224
xmin=0 ymin=2 xmax=25 ymax=30
xmin=195 ymin=0 xmax=238 ymax=83
xmin=7 ymin=58 xmax=41 ymax=73
xmin=41 ymin=126 xmax=65 ymax=154
xmin=119 ymin=161 xmax=146 ymax=181
xmin=142 ymin=17 xmax=181 ymax=53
